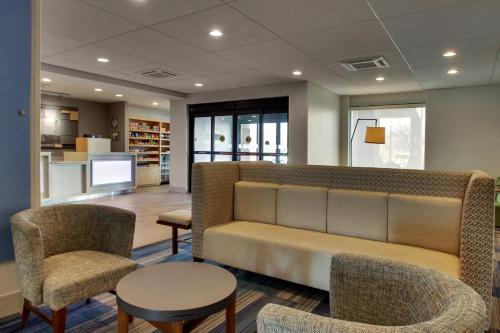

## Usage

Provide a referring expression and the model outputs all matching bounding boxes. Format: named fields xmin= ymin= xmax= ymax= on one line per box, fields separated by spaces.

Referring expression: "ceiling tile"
xmin=412 ymin=61 xmax=494 ymax=81
xmin=215 ymin=39 xmax=311 ymax=68
xmin=210 ymin=69 xmax=283 ymax=87
xmin=400 ymin=37 xmax=500 ymax=68
xmin=160 ymin=77 xmax=231 ymax=93
xmin=258 ymin=61 xmax=337 ymax=81
xmin=160 ymin=53 xmax=247 ymax=76
xmin=359 ymin=81 xmax=423 ymax=94
xmin=41 ymin=31 xmax=85 ymax=58
xmin=420 ymin=76 xmax=491 ymax=89
xmin=287 ymin=21 xmax=396 ymax=60
xmin=382 ymin=0 xmax=500 ymax=48
xmin=338 ymin=67 xmax=418 ymax=86
xmin=96 ymin=28 xmax=203 ymax=62
xmin=368 ymin=0 xmax=482 ymax=19
xmin=42 ymin=57 xmax=108 ymax=75
xmin=45 ymin=44 xmax=149 ymax=72
xmin=80 ymin=0 xmax=222 ymax=26
xmin=152 ymin=5 xmax=276 ymax=51
xmin=311 ymin=75 xmax=366 ymax=95
xmin=42 ymin=0 xmax=140 ymax=43
xmin=230 ymin=0 xmax=374 ymax=37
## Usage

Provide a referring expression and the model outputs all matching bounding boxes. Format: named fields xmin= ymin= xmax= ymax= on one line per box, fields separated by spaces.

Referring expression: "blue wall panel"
xmin=0 ymin=0 xmax=32 ymax=262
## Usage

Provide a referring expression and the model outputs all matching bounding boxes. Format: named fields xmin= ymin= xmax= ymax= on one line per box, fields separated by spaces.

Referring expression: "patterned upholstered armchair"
xmin=257 ymin=254 xmax=487 ymax=333
xmin=11 ymin=204 xmax=137 ymax=333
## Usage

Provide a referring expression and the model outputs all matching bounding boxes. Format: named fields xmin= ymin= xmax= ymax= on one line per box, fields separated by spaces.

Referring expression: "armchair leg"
xmin=20 ymin=298 xmax=31 ymax=328
xmin=52 ymin=307 xmax=67 ymax=333
xmin=193 ymin=257 xmax=204 ymax=262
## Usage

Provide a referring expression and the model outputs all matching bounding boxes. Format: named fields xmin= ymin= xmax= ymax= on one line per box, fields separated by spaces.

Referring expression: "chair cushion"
xmin=158 ymin=209 xmax=192 ymax=227
xmin=204 ymin=221 xmax=460 ymax=291
xmin=43 ymin=250 xmax=136 ymax=310
xmin=327 ymin=189 xmax=388 ymax=242
xmin=277 ymin=185 xmax=328 ymax=232
xmin=388 ymin=194 xmax=462 ymax=255
xmin=234 ymin=181 xmax=278 ymax=224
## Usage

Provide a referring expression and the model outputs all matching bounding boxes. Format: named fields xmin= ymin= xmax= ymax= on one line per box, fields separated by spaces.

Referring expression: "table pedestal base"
xmin=117 ymin=301 xmax=236 ymax=333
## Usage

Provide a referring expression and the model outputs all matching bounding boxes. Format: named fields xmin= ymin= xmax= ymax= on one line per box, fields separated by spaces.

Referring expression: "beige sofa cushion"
xmin=276 ymin=184 xmax=328 ymax=232
xmin=234 ymin=181 xmax=278 ymax=224
xmin=204 ymin=221 xmax=460 ymax=291
xmin=388 ymin=194 xmax=462 ymax=255
xmin=327 ymin=189 xmax=388 ymax=242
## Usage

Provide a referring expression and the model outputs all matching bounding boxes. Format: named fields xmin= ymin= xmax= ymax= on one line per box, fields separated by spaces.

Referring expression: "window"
xmin=349 ymin=105 xmax=426 ymax=169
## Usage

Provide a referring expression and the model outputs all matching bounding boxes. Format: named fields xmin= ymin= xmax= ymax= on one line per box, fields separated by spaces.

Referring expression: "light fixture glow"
xmin=209 ymin=29 xmax=223 ymax=37
xmin=447 ymin=68 xmax=459 ymax=75
xmin=115 ymin=94 xmax=123 ymax=97
xmin=375 ymin=76 xmax=385 ymax=81
xmin=41 ymin=78 xmax=52 ymax=83
xmin=443 ymin=51 xmax=456 ymax=57
xmin=292 ymin=70 xmax=302 ymax=76
xmin=97 ymin=57 xmax=109 ymax=63
xmin=194 ymin=83 xmax=203 ymax=87
xmin=152 ymin=102 xmax=158 ymax=106
xmin=94 ymin=88 xmax=103 ymax=92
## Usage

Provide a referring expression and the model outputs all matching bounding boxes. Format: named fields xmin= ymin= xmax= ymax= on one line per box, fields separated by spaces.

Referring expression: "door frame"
xmin=31 ymin=0 xmax=41 ymax=208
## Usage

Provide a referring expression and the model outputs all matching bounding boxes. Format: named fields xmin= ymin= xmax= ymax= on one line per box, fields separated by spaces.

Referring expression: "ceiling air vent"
xmin=340 ymin=56 xmax=390 ymax=71
xmin=136 ymin=68 xmax=179 ymax=79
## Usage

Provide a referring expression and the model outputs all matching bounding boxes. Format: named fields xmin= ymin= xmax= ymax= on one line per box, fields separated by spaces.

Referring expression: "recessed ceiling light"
xmin=115 ymin=94 xmax=123 ymax=97
xmin=94 ymin=88 xmax=103 ymax=92
xmin=97 ymin=57 xmax=109 ymax=63
xmin=247 ymin=119 xmax=251 ymax=122
xmin=194 ymin=83 xmax=203 ymax=87
xmin=152 ymin=102 xmax=158 ymax=106
xmin=375 ymin=76 xmax=385 ymax=81
xmin=447 ymin=68 xmax=459 ymax=75
xmin=41 ymin=78 xmax=52 ymax=83
xmin=209 ymin=29 xmax=223 ymax=37
xmin=292 ymin=70 xmax=302 ymax=76
xmin=443 ymin=51 xmax=456 ymax=57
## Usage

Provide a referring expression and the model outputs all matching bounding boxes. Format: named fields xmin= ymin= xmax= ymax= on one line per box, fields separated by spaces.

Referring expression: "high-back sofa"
xmin=191 ymin=162 xmax=495 ymax=325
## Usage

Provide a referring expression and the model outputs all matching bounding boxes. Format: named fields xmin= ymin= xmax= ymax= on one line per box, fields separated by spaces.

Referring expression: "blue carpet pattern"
xmin=1 ymin=232 xmax=499 ymax=332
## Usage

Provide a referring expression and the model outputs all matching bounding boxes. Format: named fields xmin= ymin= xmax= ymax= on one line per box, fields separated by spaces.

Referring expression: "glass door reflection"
xmin=213 ymin=115 xmax=233 ymax=161
xmin=193 ymin=116 xmax=212 ymax=162
xmin=237 ymin=114 xmax=260 ymax=161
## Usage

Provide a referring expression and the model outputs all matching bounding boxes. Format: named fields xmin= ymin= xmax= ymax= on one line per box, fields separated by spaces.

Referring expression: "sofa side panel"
xmin=460 ymin=171 xmax=495 ymax=328
xmin=191 ymin=162 xmax=240 ymax=259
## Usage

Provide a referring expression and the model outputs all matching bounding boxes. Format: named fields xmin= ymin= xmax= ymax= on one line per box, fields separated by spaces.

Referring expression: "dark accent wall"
xmin=0 ymin=0 xmax=31 ymax=262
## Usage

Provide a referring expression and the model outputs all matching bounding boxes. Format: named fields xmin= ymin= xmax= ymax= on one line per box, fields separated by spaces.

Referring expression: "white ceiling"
xmin=41 ymin=71 xmax=171 ymax=109
xmin=41 ymin=0 xmax=500 ymax=99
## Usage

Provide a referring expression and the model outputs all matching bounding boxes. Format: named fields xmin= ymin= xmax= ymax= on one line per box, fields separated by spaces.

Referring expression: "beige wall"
xmin=41 ymin=94 xmax=110 ymax=138
xmin=128 ymin=104 xmax=170 ymax=122
xmin=340 ymin=84 xmax=500 ymax=177
xmin=425 ymin=84 xmax=500 ymax=177
xmin=170 ymin=82 xmax=309 ymax=192
xmin=307 ymin=82 xmax=340 ymax=165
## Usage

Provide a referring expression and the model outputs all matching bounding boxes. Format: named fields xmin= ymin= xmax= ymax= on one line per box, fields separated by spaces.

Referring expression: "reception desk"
xmin=41 ymin=152 xmax=136 ymax=205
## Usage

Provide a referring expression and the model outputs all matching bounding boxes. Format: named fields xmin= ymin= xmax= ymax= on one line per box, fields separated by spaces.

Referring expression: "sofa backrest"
xmin=234 ymin=180 xmax=464 ymax=255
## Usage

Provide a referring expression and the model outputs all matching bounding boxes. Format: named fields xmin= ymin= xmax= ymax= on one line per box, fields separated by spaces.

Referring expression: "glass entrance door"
xmin=190 ymin=111 xmax=288 ymax=166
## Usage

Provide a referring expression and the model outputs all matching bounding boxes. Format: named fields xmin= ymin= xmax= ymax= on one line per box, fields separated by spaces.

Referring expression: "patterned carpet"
xmin=1 ymin=231 xmax=499 ymax=333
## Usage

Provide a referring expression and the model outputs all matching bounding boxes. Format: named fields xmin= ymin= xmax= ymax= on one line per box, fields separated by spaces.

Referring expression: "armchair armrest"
xmin=191 ymin=162 xmax=240 ymax=259
xmin=11 ymin=211 xmax=45 ymax=305
xmin=90 ymin=205 xmax=136 ymax=258
xmin=257 ymin=304 xmax=375 ymax=333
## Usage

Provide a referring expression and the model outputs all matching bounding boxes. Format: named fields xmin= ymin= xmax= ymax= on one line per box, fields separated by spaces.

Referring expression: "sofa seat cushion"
xmin=204 ymin=221 xmax=459 ymax=291
xmin=43 ymin=250 xmax=136 ymax=310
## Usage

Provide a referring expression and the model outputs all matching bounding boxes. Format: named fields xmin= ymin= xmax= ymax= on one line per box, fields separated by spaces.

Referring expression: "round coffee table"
xmin=116 ymin=262 xmax=237 ymax=333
